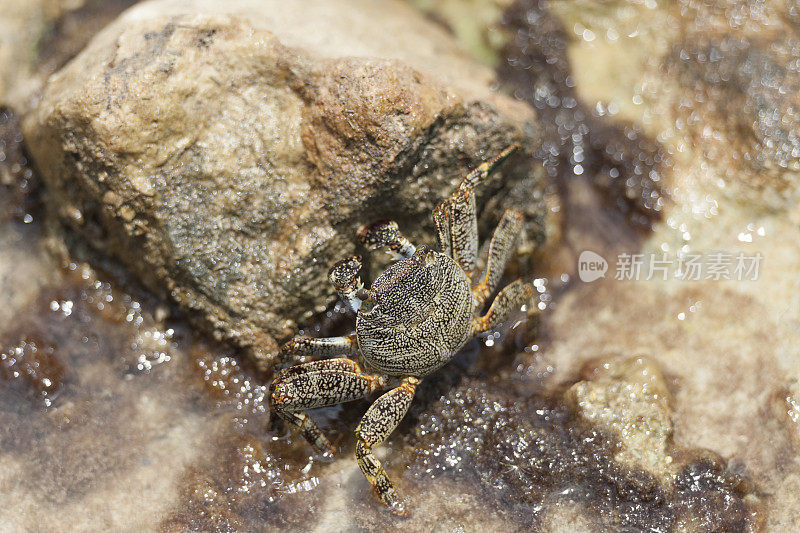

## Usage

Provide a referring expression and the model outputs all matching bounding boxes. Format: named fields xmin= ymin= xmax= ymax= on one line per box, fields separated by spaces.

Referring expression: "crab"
xmin=268 ymin=145 xmax=534 ymax=515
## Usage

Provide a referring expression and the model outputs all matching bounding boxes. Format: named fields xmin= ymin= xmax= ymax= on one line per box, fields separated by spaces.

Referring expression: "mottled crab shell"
xmin=355 ymin=249 xmax=472 ymax=377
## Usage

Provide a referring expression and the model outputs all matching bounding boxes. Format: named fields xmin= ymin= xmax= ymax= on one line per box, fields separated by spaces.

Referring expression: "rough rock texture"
xmin=24 ymin=0 xmax=544 ymax=365
xmin=565 ymin=356 xmax=676 ymax=489
xmin=7 ymin=1 xmax=800 ymax=529
xmin=662 ymin=30 xmax=800 ymax=207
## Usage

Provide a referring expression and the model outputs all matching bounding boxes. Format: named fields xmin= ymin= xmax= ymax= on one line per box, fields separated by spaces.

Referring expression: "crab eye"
xmin=410 ymin=245 xmax=435 ymax=267
xmin=411 ymin=245 xmax=429 ymax=263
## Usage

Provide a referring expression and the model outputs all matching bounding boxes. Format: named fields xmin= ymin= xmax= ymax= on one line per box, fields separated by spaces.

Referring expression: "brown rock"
xmin=24 ymin=0 xmax=544 ymax=367
xmin=772 ymin=377 xmax=800 ymax=445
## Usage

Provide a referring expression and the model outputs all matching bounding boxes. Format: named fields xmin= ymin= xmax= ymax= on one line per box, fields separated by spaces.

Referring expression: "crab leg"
xmin=472 ymin=209 xmax=524 ymax=309
xmin=470 ymin=279 xmax=534 ymax=335
xmin=269 ymin=358 xmax=387 ymax=455
xmin=456 ymin=144 xmax=519 ymax=197
xmin=357 ymin=220 xmax=416 ymax=258
xmin=447 ymin=188 xmax=479 ymax=275
xmin=432 ymin=205 xmax=452 ymax=257
xmin=278 ymin=335 xmax=357 ymax=367
xmin=276 ymin=355 xmax=362 ymax=378
xmin=355 ymin=377 xmax=419 ymax=516
xmin=434 ymin=145 xmax=519 ymax=276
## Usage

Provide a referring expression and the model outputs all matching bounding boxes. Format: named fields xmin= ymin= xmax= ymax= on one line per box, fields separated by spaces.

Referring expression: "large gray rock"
xmin=24 ymin=0 xmax=544 ymax=367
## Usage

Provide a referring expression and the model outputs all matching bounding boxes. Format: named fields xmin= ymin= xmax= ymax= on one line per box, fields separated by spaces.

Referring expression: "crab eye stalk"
xmin=329 ymin=255 xmax=365 ymax=312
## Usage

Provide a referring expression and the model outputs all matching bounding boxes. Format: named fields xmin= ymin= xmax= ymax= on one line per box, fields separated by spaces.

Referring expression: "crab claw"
xmin=328 ymin=255 xmax=362 ymax=288
xmin=357 ymin=220 xmax=416 ymax=258
xmin=329 ymin=256 xmax=364 ymax=312
xmin=357 ymin=220 xmax=398 ymax=248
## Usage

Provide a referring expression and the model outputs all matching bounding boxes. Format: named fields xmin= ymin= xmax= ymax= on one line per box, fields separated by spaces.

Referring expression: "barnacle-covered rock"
xmin=24 ymin=0 xmax=545 ymax=367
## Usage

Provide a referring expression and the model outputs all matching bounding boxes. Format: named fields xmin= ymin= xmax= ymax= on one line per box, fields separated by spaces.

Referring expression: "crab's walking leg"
xmin=355 ymin=376 xmax=419 ymax=516
xmin=471 ymin=279 xmax=534 ymax=335
xmin=357 ymin=220 xmax=416 ymax=258
xmin=329 ymin=255 xmax=367 ymax=312
xmin=278 ymin=335 xmax=357 ymax=367
xmin=442 ymin=177 xmax=479 ymax=275
xmin=269 ymin=359 xmax=387 ymax=455
xmin=434 ymin=145 xmax=519 ymax=275
xmin=472 ymin=209 xmax=524 ymax=309
xmin=432 ymin=205 xmax=452 ymax=257
xmin=276 ymin=355 xmax=362 ymax=378
xmin=456 ymin=144 xmax=519 ymax=197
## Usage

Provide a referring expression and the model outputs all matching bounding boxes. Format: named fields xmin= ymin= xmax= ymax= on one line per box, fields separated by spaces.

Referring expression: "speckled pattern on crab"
xmin=269 ymin=145 xmax=534 ymax=515
xmin=356 ymin=247 xmax=472 ymax=377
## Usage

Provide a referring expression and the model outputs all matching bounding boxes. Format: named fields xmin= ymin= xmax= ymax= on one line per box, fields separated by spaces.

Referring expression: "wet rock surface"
xmin=661 ymin=29 xmax=800 ymax=207
xmin=0 ymin=272 xmax=192 ymax=530
xmin=0 ymin=108 xmax=40 ymax=221
xmin=498 ymin=0 xmax=670 ymax=234
xmin=3 ymin=0 xmax=800 ymax=531
xmin=0 ymin=336 xmax=64 ymax=407
xmin=407 ymin=375 xmax=757 ymax=531
xmin=565 ymin=356 xmax=675 ymax=489
xmin=0 ymin=108 xmax=58 ymax=326
xmin=24 ymin=0 xmax=544 ymax=367
xmin=772 ymin=377 xmax=800 ymax=447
